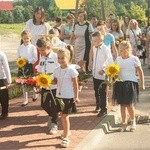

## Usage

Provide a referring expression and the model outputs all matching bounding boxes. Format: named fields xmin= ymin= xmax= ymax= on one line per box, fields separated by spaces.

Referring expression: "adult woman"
xmin=70 ymin=10 xmax=94 ymax=71
xmin=110 ymin=19 xmax=124 ymax=41
xmin=126 ymin=19 xmax=142 ymax=57
xmin=60 ymin=14 xmax=75 ymax=44
xmin=145 ymin=17 xmax=150 ymax=68
xmin=121 ymin=16 xmax=130 ymax=39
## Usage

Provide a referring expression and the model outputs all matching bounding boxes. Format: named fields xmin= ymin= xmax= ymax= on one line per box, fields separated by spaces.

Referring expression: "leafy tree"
xmin=13 ymin=6 xmax=25 ymax=23
xmin=0 ymin=11 xmax=14 ymax=23
xmin=22 ymin=8 xmax=32 ymax=22
xmin=129 ymin=2 xmax=147 ymax=25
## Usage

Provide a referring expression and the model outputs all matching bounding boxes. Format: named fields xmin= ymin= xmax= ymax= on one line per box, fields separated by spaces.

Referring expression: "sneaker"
xmin=117 ymin=124 xmax=127 ymax=132
xmin=95 ymin=106 xmax=100 ymax=113
xmin=97 ymin=111 xmax=107 ymax=117
xmin=49 ymin=123 xmax=58 ymax=134
xmin=61 ymin=138 xmax=70 ymax=148
xmin=21 ymin=101 xmax=28 ymax=107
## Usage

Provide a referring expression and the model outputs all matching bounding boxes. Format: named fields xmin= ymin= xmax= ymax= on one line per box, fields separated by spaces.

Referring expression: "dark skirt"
xmin=17 ymin=63 xmax=34 ymax=77
xmin=113 ymin=81 xmax=139 ymax=105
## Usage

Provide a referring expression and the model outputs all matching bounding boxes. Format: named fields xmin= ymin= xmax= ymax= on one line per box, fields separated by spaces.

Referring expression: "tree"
xmin=13 ymin=6 xmax=25 ymax=23
xmin=129 ymin=2 xmax=147 ymax=25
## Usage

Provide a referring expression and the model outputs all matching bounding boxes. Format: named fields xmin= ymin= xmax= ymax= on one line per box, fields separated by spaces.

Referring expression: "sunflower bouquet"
xmin=100 ymin=63 xmax=120 ymax=88
xmin=35 ymin=74 xmax=65 ymax=111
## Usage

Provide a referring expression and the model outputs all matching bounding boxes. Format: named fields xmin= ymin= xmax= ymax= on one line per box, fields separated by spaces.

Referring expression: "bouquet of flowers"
xmin=15 ymin=57 xmax=36 ymax=90
xmin=35 ymin=74 xmax=65 ymax=111
xmin=100 ymin=63 xmax=120 ymax=88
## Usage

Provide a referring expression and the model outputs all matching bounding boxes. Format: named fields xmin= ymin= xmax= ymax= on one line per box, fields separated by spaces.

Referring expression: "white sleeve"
xmin=28 ymin=46 xmax=37 ymax=64
xmin=2 ymin=53 xmax=12 ymax=84
xmin=70 ymin=68 xmax=79 ymax=78
xmin=23 ymin=19 xmax=32 ymax=31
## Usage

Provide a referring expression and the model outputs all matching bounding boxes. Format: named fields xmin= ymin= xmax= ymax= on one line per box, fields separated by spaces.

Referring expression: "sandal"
xmin=61 ymin=138 xmax=70 ymax=148
xmin=129 ymin=120 xmax=136 ymax=132
xmin=117 ymin=124 xmax=127 ymax=132
xmin=60 ymin=132 xmax=71 ymax=140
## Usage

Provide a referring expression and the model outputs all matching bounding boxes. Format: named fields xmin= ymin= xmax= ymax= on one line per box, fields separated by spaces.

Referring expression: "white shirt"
xmin=17 ymin=43 xmax=37 ymax=64
xmin=24 ymin=19 xmax=52 ymax=46
xmin=92 ymin=43 xmax=113 ymax=80
xmin=0 ymin=51 xmax=11 ymax=84
xmin=116 ymin=55 xmax=141 ymax=82
xmin=36 ymin=50 xmax=59 ymax=89
xmin=54 ymin=66 xmax=79 ymax=98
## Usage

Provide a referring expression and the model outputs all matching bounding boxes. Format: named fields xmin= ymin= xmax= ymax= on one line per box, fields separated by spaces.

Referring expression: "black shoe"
xmin=97 ymin=111 xmax=107 ymax=117
xmin=32 ymin=98 xmax=37 ymax=102
xmin=21 ymin=103 xmax=28 ymax=107
xmin=0 ymin=114 xmax=8 ymax=120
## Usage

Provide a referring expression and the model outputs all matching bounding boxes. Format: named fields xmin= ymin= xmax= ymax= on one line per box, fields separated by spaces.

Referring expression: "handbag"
xmin=131 ymin=30 xmax=144 ymax=51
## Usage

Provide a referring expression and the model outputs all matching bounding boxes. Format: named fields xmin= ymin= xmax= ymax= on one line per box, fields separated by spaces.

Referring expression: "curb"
xmin=75 ymin=106 xmax=121 ymax=150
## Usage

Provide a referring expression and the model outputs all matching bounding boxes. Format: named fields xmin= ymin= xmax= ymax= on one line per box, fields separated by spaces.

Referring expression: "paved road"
xmin=93 ymin=65 xmax=150 ymax=150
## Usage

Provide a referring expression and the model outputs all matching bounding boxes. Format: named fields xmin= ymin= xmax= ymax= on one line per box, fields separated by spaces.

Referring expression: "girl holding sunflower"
xmin=53 ymin=46 xmax=79 ymax=148
xmin=114 ymin=41 xmax=145 ymax=132
xmin=17 ymin=30 xmax=37 ymax=106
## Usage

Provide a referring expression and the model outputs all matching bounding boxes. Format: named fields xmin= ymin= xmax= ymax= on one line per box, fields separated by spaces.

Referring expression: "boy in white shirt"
xmin=89 ymin=32 xmax=113 ymax=117
xmin=36 ymin=37 xmax=59 ymax=134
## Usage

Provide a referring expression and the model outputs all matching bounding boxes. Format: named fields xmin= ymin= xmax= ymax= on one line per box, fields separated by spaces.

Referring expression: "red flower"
xmin=25 ymin=77 xmax=36 ymax=86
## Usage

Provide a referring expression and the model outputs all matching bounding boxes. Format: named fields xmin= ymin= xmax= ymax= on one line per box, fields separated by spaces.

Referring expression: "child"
xmin=89 ymin=32 xmax=113 ymax=116
xmin=17 ymin=30 xmax=37 ymax=106
xmin=53 ymin=46 xmax=79 ymax=148
xmin=0 ymin=51 xmax=11 ymax=119
xmin=36 ymin=37 xmax=59 ymax=134
xmin=114 ymin=41 xmax=145 ymax=131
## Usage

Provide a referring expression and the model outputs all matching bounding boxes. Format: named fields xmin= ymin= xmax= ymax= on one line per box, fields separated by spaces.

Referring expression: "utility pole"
xmin=100 ymin=0 xmax=105 ymax=21
xmin=75 ymin=0 xmax=79 ymax=21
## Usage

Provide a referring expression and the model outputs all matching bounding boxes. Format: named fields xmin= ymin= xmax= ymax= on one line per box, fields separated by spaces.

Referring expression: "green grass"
xmin=0 ymin=23 xmax=25 ymax=35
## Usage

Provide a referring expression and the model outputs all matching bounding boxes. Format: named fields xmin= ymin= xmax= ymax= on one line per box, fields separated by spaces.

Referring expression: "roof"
xmin=0 ymin=1 xmax=13 ymax=11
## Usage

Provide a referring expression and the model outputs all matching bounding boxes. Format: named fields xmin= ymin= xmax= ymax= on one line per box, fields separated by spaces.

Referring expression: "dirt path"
xmin=0 ymin=34 xmax=20 ymax=72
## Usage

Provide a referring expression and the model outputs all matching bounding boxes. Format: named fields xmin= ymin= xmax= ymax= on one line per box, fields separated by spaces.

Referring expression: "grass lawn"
xmin=0 ymin=23 xmax=25 ymax=35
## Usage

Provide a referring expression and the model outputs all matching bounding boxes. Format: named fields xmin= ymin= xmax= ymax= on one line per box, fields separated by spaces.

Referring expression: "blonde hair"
xmin=57 ymin=45 xmax=74 ymax=63
xmin=119 ymin=40 xmax=132 ymax=54
xmin=128 ymin=19 xmax=139 ymax=30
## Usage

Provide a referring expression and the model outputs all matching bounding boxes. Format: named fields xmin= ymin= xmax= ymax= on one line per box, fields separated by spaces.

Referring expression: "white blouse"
xmin=0 ymin=51 xmax=11 ymax=84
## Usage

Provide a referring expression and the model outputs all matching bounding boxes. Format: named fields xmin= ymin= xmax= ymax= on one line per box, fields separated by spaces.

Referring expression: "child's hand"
xmin=141 ymin=84 xmax=145 ymax=90
xmin=98 ymin=70 xmax=105 ymax=75
xmin=74 ymin=98 xmax=80 ymax=103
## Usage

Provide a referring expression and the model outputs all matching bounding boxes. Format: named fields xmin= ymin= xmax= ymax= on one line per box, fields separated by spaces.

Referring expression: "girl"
xmin=53 ymin=46 xmax=79 ymax=148
xmin=17 ymin=30 xmax=37 ymax=106
xmin=114 ymin=41 xmax=145 ymax=132
xmin=0 ymin=51 xmax=11 ymax=119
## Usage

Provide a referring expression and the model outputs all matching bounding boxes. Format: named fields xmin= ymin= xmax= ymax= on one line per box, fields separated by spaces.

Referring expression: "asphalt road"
xmin=93 ymin=65 xmax=150 ymax=150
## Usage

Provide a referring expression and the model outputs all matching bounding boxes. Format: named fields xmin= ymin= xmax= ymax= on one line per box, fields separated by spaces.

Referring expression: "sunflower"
xmin=35 ymin=74 xmax=52 ymax=88
xmin=106 ymin=63 xmax=120 ymax=78
xmin=16 ymin=57 xmax=27 ymax=68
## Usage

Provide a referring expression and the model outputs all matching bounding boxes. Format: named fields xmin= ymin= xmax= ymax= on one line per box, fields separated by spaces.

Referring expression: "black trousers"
xmin=41 ymin=88 xmax=58 ymax=124
xmin=93 ymin=78 xmax=107 ymax=112
xmin=0 ymin=79 xmax=9 ymax=115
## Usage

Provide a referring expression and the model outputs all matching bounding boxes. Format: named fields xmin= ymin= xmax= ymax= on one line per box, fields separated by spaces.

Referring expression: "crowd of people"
xmin=0 ymin=6 xmax=148 ymax=148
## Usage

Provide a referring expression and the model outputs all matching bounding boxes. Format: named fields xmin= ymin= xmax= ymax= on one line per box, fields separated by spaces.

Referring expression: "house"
xmin=0 ymin=0 xmax=13 ymax=11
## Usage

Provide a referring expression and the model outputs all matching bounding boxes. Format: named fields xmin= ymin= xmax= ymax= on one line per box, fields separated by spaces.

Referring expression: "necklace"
xmin=58 ymin=67 xmax=68 ymax=96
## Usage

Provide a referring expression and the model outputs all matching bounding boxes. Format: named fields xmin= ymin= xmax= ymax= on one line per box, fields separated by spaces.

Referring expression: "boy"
xmin=36 ymin=37 xmax=59 ymax=134
xmin=89 ymin=32 xmax=113 ymax=117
